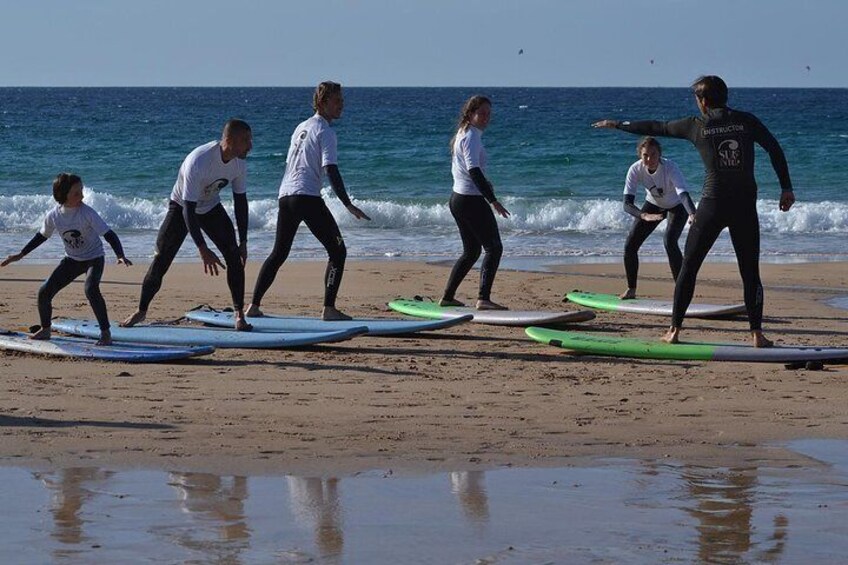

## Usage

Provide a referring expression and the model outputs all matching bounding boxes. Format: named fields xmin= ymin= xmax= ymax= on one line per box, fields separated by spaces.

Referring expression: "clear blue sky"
xmin=1 ymin=0 xmax=844 ymax=87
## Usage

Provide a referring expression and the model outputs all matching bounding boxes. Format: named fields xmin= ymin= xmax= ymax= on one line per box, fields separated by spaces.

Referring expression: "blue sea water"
xmin=1 ymin=87 xmax=847 ymax=263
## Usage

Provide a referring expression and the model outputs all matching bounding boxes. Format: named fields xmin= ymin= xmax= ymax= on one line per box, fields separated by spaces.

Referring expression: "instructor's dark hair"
xmin=52 ymin=173 xmax=82 ymax=204
xmin=222 ymin=119 xmax=252 ymax=139
xmin=313 ymin=81 xmax=342 ymax=112
xmin=636 ymin=137 xmax=662 ymax=157
xmin=692 ymin=75 xmax=728 ymax=108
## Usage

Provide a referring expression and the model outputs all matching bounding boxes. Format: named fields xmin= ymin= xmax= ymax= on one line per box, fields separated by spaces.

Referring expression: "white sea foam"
xmin=3 ymin=187 xmax=848 ymax=263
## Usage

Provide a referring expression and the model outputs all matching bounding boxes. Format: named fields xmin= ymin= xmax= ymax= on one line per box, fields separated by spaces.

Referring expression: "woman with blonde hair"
xmin=440 ymin=95 xmax=510 ymax=310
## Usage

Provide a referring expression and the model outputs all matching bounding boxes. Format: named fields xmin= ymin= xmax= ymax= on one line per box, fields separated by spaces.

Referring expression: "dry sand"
xmin=2 ymin=259 xmax=847 ymax=475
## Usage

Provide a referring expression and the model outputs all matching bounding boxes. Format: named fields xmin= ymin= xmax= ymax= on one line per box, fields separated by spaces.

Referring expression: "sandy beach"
xmin=2 ymin=259 xmax=847 ymax=475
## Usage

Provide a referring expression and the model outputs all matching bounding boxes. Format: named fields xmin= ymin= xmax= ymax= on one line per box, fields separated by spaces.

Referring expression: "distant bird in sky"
xmin=650 ymin=59 xmax=655 ymax=65
xmin=518 ymin=48 xmax=524 ymax=55
xmin=806 ymin=65 xmax=811 ymax=72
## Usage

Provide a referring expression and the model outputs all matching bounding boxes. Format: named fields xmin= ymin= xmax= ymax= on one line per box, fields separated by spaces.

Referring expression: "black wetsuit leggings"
xmin=624 ymin=202 xmax=687 ymax=289
xmin=138 ymin=201 xmax=245 ymax=312
xmin=39 ymin=256 xmax=108 ymax=330
xmin=251 ymin=195 xmax=347 ymax=308
xmin=672 ymin=196 xmax=763 ymax=329
xmin=443 ymin=193 xmax=503 ymax=301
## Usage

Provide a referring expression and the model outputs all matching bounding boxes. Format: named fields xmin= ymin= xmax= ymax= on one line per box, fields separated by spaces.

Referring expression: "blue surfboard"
xmin=0 ymin=330 xmax=215 ymax=362
xmin=51 ymin=319 xmax=367 ymax=349
xmin=184 ymin=308 xmax=473 ymax=336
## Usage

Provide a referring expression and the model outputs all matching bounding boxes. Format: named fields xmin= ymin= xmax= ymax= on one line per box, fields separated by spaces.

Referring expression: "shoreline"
xmin=2 ymin=259 xmax=848 ymax=476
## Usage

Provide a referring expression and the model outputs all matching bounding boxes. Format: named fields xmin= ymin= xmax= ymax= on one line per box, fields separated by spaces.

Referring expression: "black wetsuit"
xmin=251 ymin=195 xmax=347 ymax=308
xmin=138 ymin=200 xmax=247 ymax=312
xmin=617 ymin=107 xmax=793 ymax=329
xmin=623 ymin=199 xmax=688 ymax=289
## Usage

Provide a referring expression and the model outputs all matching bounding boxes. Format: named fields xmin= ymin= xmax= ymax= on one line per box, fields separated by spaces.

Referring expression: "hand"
xmin=591 ymin=119 xmax=618 ymax=129
xmin=1 ymin=253 xmax=22 ymax=267
xmin=779 ymin=191 xmax=795 ymax=212
xmin=117 ymin=256 xmax=133 ymax=267
xmin=239 ymin=241 xmax=248 ymax=266
xmin=640 ymin=212 xmax=664 ymax=222
xmin=346 ymin=203 xmax=371 ymax=221
xmin=492 ymin=200 xmax=510 ymax=218
xmin=199 ymin=246 xmax=225 ymax=276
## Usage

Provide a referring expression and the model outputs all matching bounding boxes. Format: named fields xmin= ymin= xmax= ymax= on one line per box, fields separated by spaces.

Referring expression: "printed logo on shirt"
xmin=202 ymin=178 xmax=230 ymax=198
xmin=715 ymin=138 xmax=743 ymax=171
xmin=648 ymin=185 xmax=665 ymax=198
xmin=62 ymin=229 xmax=85 ymax=249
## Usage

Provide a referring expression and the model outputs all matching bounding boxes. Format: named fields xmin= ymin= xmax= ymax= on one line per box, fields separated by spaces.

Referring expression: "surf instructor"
xmin=122 ymin=119 xmax=253 ymax=331
xmin=593 ymin=75 xmax=795 ymax=347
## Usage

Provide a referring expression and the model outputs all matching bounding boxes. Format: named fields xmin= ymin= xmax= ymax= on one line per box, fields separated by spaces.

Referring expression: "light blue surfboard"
xmin=0 ymin=330 xmax=215 ymax=362
xmin=184 ymin=308 xmax=473 ymax=336
xmin=52 ymin=319 xmax=367 ymax=349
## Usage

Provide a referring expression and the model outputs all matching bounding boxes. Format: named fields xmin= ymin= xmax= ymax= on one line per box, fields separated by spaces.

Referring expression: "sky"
xmin=0 ymin=0 xmax=844 ymax=88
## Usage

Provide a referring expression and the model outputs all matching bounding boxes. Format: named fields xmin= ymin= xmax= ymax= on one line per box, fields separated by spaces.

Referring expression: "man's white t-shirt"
xmin=40 ymin=203 xmax=110 ymax=261
xmin=170 ymin=141 xmax=248 ymax=214
xmin=624 ymin=157 xmax=689 ymax=210
xmin=451 ymin=126 xmax=487 ymax=196
xmin=278 ymin=114 xmax=338 ymax=198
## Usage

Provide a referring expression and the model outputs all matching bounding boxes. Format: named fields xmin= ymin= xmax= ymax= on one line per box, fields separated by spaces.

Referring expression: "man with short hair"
xmin=122 ymin=119 xmax=254 ymax=330
xmin=593 ymin=75 xmax=795 ymax=347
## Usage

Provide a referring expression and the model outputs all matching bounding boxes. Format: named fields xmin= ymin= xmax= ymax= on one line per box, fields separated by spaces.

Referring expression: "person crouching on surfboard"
xmin=1 ymin=173 xmax=132 ymax=345
xmin=619 ymin=137 xmax=696 ymax=300
xmin=440 ymin=95 xmax=511 ymax=311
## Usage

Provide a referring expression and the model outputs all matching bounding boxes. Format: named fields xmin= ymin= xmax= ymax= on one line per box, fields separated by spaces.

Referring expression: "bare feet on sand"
xmin=322 ymin=307 xmax=352 ymax=321
xmin=660 ymin=327 xmax=680 ymax=344
xmin=752 ymin=330 xmax=774 ymax=348
xmin=245 ymin=304 xmax=263 ymax=317
xmin=120 ymin=310 xmax=146 ymax=327
xmin=619 ymin=288 xmax=636 ymax=300
xmin=29 ymin=326 xmax=51 ymax=340
xmin=476 ymin=299 xmax=508 ymax=311
xmin=439 ymin=298 xmax=465 ymax=307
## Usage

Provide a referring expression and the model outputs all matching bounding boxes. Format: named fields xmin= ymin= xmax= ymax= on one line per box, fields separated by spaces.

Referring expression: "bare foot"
xmin=660 ymin=327 xmax=680 ymax=344
xmin=245 ymin=304 xmax=263 ymax=317
xmin=96 ymin=330 xmax=112 ymax=346
xmin=752 ymin=330 xmax=773 ymax=348
xmin=322 ymin=306 xmax=352 ymax=321
xmin=120 ymin=310 xmax=146 ymax=327
xmin=234 ymin=317 xmax=253 ymax=331
xmin=476 ymin=299 xmax=508 ymax=311
xmin=619 ymin=288 xmax=636 ymax=300
xmin=29 ymin=326 xmax=51 ymax=340
xmin=439 ymin=298 xmax=465 ymax=307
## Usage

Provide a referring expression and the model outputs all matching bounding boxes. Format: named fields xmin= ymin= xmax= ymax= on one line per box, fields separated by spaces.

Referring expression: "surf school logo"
xmin=62 ymin=229 xmax=85 ymax=249
xmin=648 ymin=184 xmax=665 ymax=198
xmin=716 ymin=138 xmax=743 ymax=170
xmin=202 ymin=178 xmax=230 ymax=198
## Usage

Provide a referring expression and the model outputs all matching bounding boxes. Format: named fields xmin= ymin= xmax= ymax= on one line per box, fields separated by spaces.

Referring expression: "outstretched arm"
xmin=1 ymin=232 xmax=47 ymax=266
xmin=592 ymin=117 xmax=696 ymax=141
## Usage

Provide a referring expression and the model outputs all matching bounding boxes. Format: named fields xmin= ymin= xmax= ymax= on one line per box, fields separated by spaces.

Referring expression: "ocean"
xmin=1 ymin=87 xmax=847 ymax=265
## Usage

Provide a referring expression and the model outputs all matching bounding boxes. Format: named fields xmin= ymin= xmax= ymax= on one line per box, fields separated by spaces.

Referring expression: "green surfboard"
xmin=525 ymin=327 xmax=848 ymax=363
xmin=388 ymin=298 xmax=595 ymax=327
xmin=565 ymin=291 xmax=745 ymax=318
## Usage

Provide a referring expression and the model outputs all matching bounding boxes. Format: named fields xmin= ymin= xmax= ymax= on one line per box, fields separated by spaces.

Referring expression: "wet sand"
xmin=1 ymin=259 xmax=848 ymax=475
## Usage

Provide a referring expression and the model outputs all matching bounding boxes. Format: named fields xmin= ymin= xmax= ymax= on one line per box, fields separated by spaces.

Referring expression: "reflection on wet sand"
xmin=450 ymin=471 xmax=490 ymax=528
xmin=681 ymin=466 xmax=787 ymax=563
xmin=167 ymin=472 xmax=250 ymax=562
xmin=36 ymin=467 xmax=115 ymax=555
xmin=287 ymin=477 xmax=344 ymax=561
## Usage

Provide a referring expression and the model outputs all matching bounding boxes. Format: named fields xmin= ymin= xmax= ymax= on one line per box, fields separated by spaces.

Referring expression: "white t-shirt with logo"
xmin=278 ymin=114 xmax=338 ymax=198
xmin=40 ymin=203 xmax=110 ymax=261
xmin=623 ymin=157 xmax=689 ymax=210
xmin=170 ymin=141 xmax=248 ymax=214
xmin=451 ymin=126 xmax=487 ymax=196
